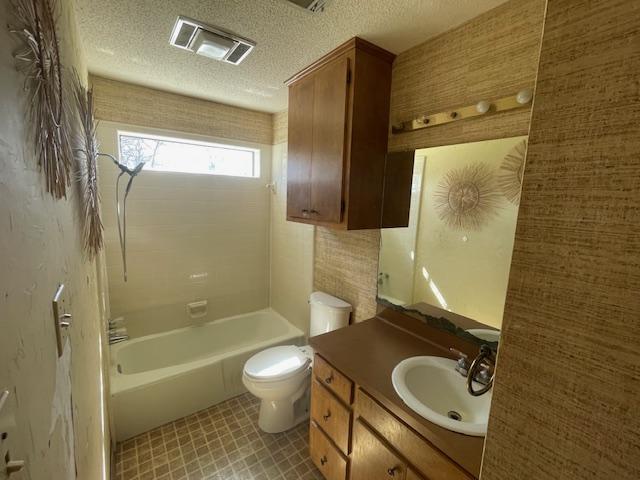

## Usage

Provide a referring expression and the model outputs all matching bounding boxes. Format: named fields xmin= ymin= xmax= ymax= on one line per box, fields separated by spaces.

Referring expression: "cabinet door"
xmin=309 ymin=57 xmax=350 ymax=224
xmin=287 ymin=76 xmax=314 ymax=219
xmin=351 ymin=419 xmax=407 ymax=480
xmin=309 ymin=420 xmax=348 ymax=480
xmin=406 ymin=469 xmax=425 ymax=480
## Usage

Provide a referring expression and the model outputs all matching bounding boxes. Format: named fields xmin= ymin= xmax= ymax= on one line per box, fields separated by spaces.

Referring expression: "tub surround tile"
xmin=114 ymin=393 xmax=322 ymax=480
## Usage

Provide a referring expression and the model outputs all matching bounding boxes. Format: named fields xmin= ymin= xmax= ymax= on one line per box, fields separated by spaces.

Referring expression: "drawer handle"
xmin=310 ymin=209 xmax=320 ymax=214
xmin=324 ymin=373 xmax=334 ymax=385
xmin=387 ymin=466 xmax=401 ymax=476
xmin=320 ymin=455 xmax=328 ymax=466
xmin=323 ymin=410 xmax=331 ymax=421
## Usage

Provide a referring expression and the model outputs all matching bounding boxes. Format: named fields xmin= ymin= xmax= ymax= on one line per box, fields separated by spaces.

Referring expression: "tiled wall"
xmin=0 ymin=0 xmax=109 ymax=477
xmin=270 ymin=137 xmax=315 ymax=335
xmin=482 ymin=1 xmax=640 ymax=478
xmin=97 ymin=122 xmax=272 ymax=337
xmin=313 ymin=0 xmax=546 ymax=322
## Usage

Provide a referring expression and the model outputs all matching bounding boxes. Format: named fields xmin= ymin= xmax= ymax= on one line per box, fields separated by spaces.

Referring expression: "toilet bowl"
xmin=242 ymin=345 xmax=314 ymax=433
xmin=243 ymin=292 xmax=352 ymax=433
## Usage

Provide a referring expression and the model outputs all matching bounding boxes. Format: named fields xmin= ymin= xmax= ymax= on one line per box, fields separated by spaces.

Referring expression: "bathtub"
xmin=110 ymin=308 xmax=304 ymax=440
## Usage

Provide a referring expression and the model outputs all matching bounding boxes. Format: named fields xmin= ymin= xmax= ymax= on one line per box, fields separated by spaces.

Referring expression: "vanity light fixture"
xmin=392 ymin=87 xmax=535 ymax=134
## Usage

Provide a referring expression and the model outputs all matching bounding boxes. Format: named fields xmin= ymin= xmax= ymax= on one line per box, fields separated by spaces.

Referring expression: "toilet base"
xmin=257 ymin=384 xmax=310 ymax=433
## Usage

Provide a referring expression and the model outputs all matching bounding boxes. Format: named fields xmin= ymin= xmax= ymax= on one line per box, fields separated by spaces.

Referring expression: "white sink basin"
xmin=391 ymin=356 xmax=491 ymax=436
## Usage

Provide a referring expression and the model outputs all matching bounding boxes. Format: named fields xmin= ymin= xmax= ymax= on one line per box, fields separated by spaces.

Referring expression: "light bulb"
xmin=476 ymin=100 xmax=491 ymax=114
xmin=516 ymin=89 xmax=533 ymax=104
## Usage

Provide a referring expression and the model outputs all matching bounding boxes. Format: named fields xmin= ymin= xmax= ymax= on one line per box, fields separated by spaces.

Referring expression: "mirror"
xmin=378 ymin=136 xmax=528 ymax=344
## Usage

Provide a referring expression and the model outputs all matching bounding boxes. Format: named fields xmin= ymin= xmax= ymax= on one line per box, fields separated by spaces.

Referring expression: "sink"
xmin=391 ymin=356 xmax=491 ymax=436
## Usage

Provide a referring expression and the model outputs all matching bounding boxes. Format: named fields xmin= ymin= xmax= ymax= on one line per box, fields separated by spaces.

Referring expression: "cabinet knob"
xmin=323 ymin=410 xmax=331 ymax=421
xmin=310 ymin=209 xmax=319 ymax=215
xmin=324 ymin=373 xmax=333 ymax=385
xmin=387 ymin=466 xmax=400 ymax=476
xmin=320 ymin=455 xmax=328 ymax=466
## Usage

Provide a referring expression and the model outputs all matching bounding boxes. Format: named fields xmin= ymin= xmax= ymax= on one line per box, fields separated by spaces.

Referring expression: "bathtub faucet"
xmin=109 ymin=332 xmax=129 ymax=344
xmin=108 ymin=321 xmax=129 ymax=344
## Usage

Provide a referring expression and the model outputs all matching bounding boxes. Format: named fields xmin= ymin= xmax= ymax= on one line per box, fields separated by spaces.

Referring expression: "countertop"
xmin=309 ymin=316 xmax=485 ymax=478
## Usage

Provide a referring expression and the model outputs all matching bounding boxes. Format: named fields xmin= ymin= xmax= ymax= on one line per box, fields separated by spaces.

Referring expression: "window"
xmin=117 ymin=131 xmax=260 ymax=178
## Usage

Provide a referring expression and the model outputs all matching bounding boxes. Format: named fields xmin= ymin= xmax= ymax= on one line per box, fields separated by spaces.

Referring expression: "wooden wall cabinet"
xmin=309 ymin=354 xmax=473 ymax=480
xmin=285 ymin=37 xmax=398 ymax=229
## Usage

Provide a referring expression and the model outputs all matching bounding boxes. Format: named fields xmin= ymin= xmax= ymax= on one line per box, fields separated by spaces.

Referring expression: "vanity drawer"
xmin=355 ymin=389 xmax=472 ymax=480
xmin=314 ymin=354 xmax=354 ymax=405
xmin=351 ymin=419 xmax=407 ymax=480
xmin=311 ymin=378 xmax=351 ymax=454
xmin=310 ymin=420 xmax=348 ymax=480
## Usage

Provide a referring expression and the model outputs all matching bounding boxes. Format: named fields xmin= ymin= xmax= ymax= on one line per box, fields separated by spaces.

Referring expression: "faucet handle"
xmin=449 ymin=347 xmax=468 ymax=359
xmin=449 ymin=348 xmax=469 ymax=376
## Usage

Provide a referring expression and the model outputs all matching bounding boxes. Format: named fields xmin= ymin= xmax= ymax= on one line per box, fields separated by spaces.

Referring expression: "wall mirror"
xmin=378 ymin=136 xmax=528 ymax=344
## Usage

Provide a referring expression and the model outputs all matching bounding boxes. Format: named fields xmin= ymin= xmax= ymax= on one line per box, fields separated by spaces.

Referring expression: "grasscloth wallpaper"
xmin=91 ymin=76 xmax=274 ymax=145
xmin=482 ymin=0 xmax=640 ymax=478
xmin=314 ymin=0 xmax=546 ymax=321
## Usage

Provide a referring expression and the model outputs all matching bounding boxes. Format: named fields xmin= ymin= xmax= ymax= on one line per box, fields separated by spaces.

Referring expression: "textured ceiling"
xmin=73 ymin=0 xmax=508 ymax=113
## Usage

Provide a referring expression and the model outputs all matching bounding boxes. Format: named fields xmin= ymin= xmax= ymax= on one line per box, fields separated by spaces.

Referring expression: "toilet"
xmin=242 ymin=292 xmax=352 ymax=433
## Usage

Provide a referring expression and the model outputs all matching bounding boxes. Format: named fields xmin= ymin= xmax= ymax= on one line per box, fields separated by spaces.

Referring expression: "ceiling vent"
xmin=286 ymin=0 xmax=328 ymax=13
xmin=169 ymin=16 xmax=255 ymax=65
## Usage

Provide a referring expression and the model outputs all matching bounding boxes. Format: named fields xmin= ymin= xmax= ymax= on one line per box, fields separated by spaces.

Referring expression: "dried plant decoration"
xmin=498 ymin=139 xmax=528 ymax=205
xmin=434 ymin=163 xmax=501 ymax=231
xmin=71 ymin=71 xmax=103 ymax=258
xmin=9 ymin=0 xmax=72 ymax=198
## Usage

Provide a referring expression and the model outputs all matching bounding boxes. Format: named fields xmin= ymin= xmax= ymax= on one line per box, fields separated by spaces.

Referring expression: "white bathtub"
xmin=110 ymin=308 xmax=304 ymax=440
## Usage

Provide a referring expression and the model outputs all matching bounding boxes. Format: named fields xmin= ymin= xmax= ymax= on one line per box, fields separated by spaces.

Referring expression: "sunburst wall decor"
xmin=498 ymin=139 xmax=527 ymax=205
xmin=10 ymin=0 xmax=72 ymax=199
xmin=434 ymin=162 xmax=501 ymax=231
xmin=71 ymin=72 xmax=103 ymax=258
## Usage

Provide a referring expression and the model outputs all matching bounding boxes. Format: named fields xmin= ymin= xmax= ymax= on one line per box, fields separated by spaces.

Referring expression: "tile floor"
xmin=113 ymin=393 xmax=323 ymax=480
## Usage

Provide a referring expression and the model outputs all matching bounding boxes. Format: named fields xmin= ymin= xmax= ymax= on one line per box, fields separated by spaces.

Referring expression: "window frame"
xmin=116 ymin=129 xmax=261 ymax=178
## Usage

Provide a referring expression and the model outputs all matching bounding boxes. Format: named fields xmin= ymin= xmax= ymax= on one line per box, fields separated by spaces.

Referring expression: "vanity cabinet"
xmin=351 ymin=419 xmax=407 ymax=480
xmin=309 ymin=354 xmax=474 ymax=480
xmin=285 ymin=37 xmax=397 ymax=229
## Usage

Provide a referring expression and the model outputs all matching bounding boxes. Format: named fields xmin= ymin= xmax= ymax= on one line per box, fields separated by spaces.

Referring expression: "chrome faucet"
xmin=449 ymin=345 xmax=495 ymax=396
xmin=109 ymin=333 xmax=129 ymax=344
xmin=108 ymin=319 xmax=129 ymax=344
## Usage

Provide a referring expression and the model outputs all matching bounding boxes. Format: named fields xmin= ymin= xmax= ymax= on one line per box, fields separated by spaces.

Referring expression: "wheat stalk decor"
xmin=434 ymin=163 xmax=502 ymax=231
xmin=71 ymin=72 xmax=103 ymax=258
xmin=9 ymin=0 xmax=72 ymax=199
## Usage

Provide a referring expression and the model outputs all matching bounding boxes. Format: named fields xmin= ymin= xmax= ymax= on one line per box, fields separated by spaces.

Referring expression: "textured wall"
xmin=273 ymin=110 xmax=288 ymax=145
xmin=0 ymin=0 xmax=109 ymax=478
xmin=482 ymin=1 xmax=640 ymax=478
xmin=270 ymin=141 xmax=314 ymax=334
xmin=314 ymin=229 xmax=381 ymax=322
xmin=314 ymin=0 xmax=545 ymax=322
xmin=388 ymin=0 xmax=545 ymax=152
xmin=96 ymin=122 xmax=272 ymax=337
xmin=91 ymin=76 xmax=274 ymax=145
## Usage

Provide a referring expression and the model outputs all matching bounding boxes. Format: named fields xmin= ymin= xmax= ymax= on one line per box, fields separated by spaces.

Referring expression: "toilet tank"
xmin=309 ymin=291 xmax=352 ymax=337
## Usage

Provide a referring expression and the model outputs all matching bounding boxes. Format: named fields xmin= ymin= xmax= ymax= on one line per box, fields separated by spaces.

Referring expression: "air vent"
xmin=169 ymin=16 xmax=255 ymax=65
xmin=286 ymin=0 xmax=328 ymax=12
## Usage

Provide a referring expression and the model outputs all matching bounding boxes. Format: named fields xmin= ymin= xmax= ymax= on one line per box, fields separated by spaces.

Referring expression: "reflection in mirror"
xmin=378 ymin=136 xmax=528 ymax=343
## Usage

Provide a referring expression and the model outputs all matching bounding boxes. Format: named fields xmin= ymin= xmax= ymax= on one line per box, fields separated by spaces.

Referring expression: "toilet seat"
xmin=244 ymin=345 xmax=311 ymax=383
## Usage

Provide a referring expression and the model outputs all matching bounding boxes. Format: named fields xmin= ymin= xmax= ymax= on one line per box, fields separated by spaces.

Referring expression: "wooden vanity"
xmin=308 ymin=313 xmax=484 ymax=480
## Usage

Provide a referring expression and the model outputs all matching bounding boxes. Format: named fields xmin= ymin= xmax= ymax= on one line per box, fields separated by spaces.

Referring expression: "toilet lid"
xmin=244 ymin=346 xmax=311 ymax=382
